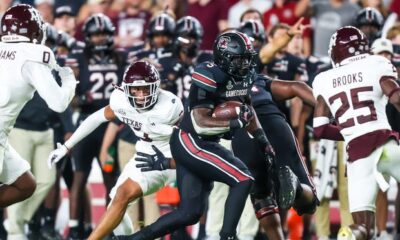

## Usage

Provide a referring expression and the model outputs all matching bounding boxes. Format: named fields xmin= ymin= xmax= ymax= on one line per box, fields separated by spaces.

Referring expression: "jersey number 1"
xmin=328 ymin=86 xmax=377 ymax=128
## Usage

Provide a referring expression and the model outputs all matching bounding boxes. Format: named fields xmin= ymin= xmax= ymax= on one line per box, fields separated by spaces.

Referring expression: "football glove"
xmin=135 ymin=145 xmax=171 ymax=172
xmin=229 ymin=104 xmax=254 ymax=129
xmin=47 ymin=143 xmax=68 ymax=169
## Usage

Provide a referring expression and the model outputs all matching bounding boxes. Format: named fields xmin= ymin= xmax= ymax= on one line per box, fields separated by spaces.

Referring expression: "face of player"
xmin=231 ymin=54 xmax=254 ymax=77
xmin=54 ymin=15 xmax=76 ymax=35
xmin=152 ymin=35 xmax=170 ymax=49
xmin=177 ymin=36 xmax=199 ymax=57
xmin=360 ymin=25 xmax=380 ymax=44
xmin=90 ymin=32 xmax=109 ymax=46
xmin=129 ymin=85 xmax=151 ymax=106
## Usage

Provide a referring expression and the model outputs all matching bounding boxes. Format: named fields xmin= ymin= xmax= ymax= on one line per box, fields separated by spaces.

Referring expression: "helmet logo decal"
xmin=217 ymin=36 xmax=230 ymax=50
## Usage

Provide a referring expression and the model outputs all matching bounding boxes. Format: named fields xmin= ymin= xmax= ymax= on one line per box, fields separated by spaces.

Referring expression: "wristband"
xmin=253 ymin=128 xmax=269 ymax=146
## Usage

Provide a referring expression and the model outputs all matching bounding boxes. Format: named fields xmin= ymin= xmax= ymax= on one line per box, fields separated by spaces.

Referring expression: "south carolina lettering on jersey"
xmin=0 ymin=50 xmax=16 ymax=60
xmin=333 ymin=72 xmax=363 ymax=88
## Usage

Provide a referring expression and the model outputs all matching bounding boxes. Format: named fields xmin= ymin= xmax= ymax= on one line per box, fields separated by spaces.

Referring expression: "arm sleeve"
xmin=64 ymin=107 xmax=109 ymax=149
xmin=22 ymin=61 xmax=76 ymax=112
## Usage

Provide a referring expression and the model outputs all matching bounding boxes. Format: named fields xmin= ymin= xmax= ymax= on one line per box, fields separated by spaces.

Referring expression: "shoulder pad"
xmin=109 ymin=87 xmax=126 ymax=111
xmin=23 ymin=44 xmax=57 ymax=68
xmin=192 ymin=62 xmax=219 ymax=92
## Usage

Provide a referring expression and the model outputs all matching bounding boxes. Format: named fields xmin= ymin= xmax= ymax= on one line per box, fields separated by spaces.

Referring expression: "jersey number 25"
xmin=329 ymin=86 xmax=377 ymax=128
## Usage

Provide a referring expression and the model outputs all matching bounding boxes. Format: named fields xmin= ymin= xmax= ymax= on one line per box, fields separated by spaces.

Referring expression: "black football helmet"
xmin=122 ymin=61 xmax=161 ymax=110
xmin=147 ymin=13 xmax=175 ymax=48
xmin=328 ymin=26 xmax=369 ymax=67
xmin=354 ymin=7 xmax=384 ymax=45
xmin=1 ymin=4 xmax=46 ymax=44
xmin=82 ymin=13 xmax=115 ymax=53
xmin=174 ymin=16 xmax=203 ymax=57
xmin=213 ymin=31 xmax=257 ymax=79
xmin=238 ymin=20 xmax=266 ymax=50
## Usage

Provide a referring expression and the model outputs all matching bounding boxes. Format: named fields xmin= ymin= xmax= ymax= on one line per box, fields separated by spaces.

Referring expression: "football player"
xmin=159 ymin=16 xmax=212 ymax=101
xmin=238 ymin=19 xmax=266 ymax=73
xmin=63 ymin=13 xmax=127 ymax=239
xmin=313 ymin=26 xmax=400 ymax=240
xmin=0 ymin=4 xmax=76 ymax=207
xmin=117 ymin=31 xmax=277 ymax=240
xmin=234 ymin=19 xmax=318 ymax=239
xmin=354 ymin=7 xmax=384 ymax=47
xmin=48 ymin=61 xmax=183 ymax=240
xmin=127 ymin=13 xmax=176 ymax=65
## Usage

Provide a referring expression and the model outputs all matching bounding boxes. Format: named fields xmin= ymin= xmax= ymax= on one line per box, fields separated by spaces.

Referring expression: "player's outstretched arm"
xmin=48 ymin=106 xmax=115 ymax=168
xmin=259 ymin=17 xmax=308 ymax=64
xmin=313 ymin=96 xmax=344 ymax=141
xmin=381 ymin=76 xmax=400 ymax=112
xmin=24 ymin=62 xmax=77 ymax=112
xmin=270 ymin=79 xmax=316 ymax=107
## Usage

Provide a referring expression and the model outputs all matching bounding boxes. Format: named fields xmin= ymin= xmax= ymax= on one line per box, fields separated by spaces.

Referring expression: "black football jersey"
xmin=266 ymin=52 xmax=308 ymax=81
xmin=304 ymin=56 xmax=330 ymax=87
xmin=66 ymin=48 xmax=127 ymax=114
xmin=179 ymin=61 xmax=256 ymax=140
xmin=251 ymin=76 xmax=283 ymax=117
xmin=266 ymin=52 xmax=309 ymax=121
xmin=158 ymin=50 xmax=213 ymax=101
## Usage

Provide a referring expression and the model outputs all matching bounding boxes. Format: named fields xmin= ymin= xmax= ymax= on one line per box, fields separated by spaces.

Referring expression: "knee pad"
xmin=294 ymin=195 xmax=319 ymax=215
xmin=250 ymin=194 xmax=279 ymax=220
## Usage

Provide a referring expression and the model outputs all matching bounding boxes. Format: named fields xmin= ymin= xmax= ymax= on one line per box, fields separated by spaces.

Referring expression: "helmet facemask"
xmin=176 ymin=36 xmax=200 ymax=58
xmin=123 ymin=80 xmax=160 ymax=110
xmin=223 ymin=52 xmax=256 ymax=79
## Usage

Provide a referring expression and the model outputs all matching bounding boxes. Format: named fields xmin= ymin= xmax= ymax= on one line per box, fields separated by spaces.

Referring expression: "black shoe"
xmin=277 ymin=165 xmax=300 ymax=209
xmin=67 ymin=228 xmax=83 ymax=240
xmin=83 ymin=225 xmax=92 ymax=239
xmin=41 ymin=226 xmax=63 ymax=240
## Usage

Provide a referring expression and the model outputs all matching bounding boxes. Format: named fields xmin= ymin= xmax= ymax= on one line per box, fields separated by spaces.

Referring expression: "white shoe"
xmin=337 ymin=226 xmax=355 ymax=240
xmin=7 ymin=233 xmax=27 ymax=240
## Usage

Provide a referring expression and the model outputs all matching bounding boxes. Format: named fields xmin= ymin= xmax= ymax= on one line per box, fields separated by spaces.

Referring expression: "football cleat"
xmin=277 ymin=165 xmax=300 ymax=210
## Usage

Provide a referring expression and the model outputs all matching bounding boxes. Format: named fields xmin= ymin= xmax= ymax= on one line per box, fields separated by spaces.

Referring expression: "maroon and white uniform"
xmin=0 ymin=42 xmax=76 ymax=184
xmin=109 ymin=88 xmax=183 ymax=198
xmin=313 ymin=54 xmax=400 ymax=212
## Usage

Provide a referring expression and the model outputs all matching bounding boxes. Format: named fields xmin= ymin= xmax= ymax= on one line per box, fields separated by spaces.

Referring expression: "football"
xmin=212 ymin=101 xmax=242 ymax=120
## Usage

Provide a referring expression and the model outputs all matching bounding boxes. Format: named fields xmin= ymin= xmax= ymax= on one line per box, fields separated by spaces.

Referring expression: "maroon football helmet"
xmin=329 ymin=26 xmax=370 ymax=67
xmin=1 ymin=4 xmax=45 ymax=44
xmin=122 ymin=61 xmax=161 ymax=110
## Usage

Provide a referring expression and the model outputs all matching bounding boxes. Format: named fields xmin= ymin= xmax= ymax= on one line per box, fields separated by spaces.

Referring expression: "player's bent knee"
xmin=115 ymin=180 xmax=142 ymax=204
xmin=294 ymin=195 xmax=319 ymax=215
xmin=15 ymin=171 xmax=36 ymax=199
xmin=251 ymin=194 xmax=279 ymax=219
